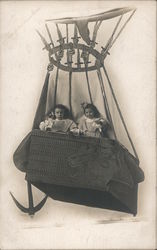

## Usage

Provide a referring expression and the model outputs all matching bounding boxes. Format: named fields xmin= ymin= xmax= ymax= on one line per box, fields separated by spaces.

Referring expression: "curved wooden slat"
xmin=46 ymin=7 xmax=136 ymax=23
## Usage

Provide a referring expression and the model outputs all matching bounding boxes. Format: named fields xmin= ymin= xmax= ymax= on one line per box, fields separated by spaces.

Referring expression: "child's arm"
xmin=78 ymin=117 xmax=87 ymax=135
xmin=98 ymin=118 xmax=110 ymax=136
xmin=39 ymin=121 xmax=47 ymax=131
xmin=69 ymin=121 xmax=80 ymax=135
xmin=93 ymin=118 xmax=109 ymax=134
xmin=95 ymin=118 xmax=108 ymax=126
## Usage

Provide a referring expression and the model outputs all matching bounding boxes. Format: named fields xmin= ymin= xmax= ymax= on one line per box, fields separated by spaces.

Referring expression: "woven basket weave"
xmin=26 ymin=130 xmax=144 ymax=193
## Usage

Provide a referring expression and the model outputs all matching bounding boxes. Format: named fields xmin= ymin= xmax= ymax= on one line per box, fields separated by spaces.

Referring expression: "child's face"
xmin=55 ymin=108 xmax=64 ymax=120
xmin=85 ymin=108 xmax=95 ymax=119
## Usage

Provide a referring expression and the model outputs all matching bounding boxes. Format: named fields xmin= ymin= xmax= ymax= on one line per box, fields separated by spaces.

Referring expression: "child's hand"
xmin=95 ymin=118 xmax=104 ymax=125
xmin=67 ymin=129 xmax=84 ymax=136
xmin=67 ymin=130 xmax=74 ymax=135
xmin=44 ymin=120 xmax=49 ymax=126
xmin=46 ymin=118 xmax=53 ymax=129
xmin=39 ymin=121 xmax=46 ymax=131
xmin=39 ymin=118 xmax=53 ymax=131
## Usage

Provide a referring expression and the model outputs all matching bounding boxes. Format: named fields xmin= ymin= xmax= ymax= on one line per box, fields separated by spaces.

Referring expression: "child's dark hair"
xmin=48 ymin=104 xmax=70 ymax=119
xmin=82 ymin=103 xmax=100 ymax=118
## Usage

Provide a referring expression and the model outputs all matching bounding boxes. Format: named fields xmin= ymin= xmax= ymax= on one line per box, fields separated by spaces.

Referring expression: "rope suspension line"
xmin=91 ymin=20 xmax=102 ymax=47
xmin=102 ymin=64 xmax=139 ymax=160
xmin=66 ymin=23 xmax=69 ymax=44
xmin=97 ymin=68 xmax=117 ymax=139
xmin=69 ymin=70 xmax=72 ymax=115
xmin=102 ymin=14 xmax=123 ymax=53
xmin=111 ymin=14 xmax=123 ymax=38
xmin=85 ymin=67 xmax=93 ymax=104
xmin=97 ymin=70 xmax=109 ymax=118
xmin=73 ymin=25 xmax=83 ymax=69
xmin=66 ymin=23 xmax=70 ymax=66
xmin=109 ymin=10 xmax=136 ymax=49
xmin=53 ymin=67 xmax=59 ymax=106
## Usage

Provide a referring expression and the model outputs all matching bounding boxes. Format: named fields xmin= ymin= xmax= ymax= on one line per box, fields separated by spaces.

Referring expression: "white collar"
xmin=55 ymin=119 xmax=64 ymax=121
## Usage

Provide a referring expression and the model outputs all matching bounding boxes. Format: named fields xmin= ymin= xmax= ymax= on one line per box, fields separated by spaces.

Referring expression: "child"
xmin=39 ymin=104 xmax=79 ymax=135
xmin=78 ymin=103 xmax=109 ymax=138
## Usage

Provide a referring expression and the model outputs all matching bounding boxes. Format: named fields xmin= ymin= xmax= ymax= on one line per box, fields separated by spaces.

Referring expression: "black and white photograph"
xmin=0 ymin=0 xmax=156 ymax=249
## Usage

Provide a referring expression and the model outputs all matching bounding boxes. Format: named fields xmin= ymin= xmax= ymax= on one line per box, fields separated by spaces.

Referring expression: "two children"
xmin=39 ymin=103 xmax=108 ymax=138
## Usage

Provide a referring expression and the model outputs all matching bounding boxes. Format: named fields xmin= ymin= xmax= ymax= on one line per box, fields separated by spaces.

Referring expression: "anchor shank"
xmin=27 ymin=181 xmax=34 ymax=215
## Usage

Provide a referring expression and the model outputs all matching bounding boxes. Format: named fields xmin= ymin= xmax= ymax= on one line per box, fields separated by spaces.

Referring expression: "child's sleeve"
xmin=78 ymin=117 xmax=84 ymax=130
xmin=70 ymin=121 xmax=78 ymax=129
xmin=69 ymin=121 xmax=80 ymax=135
xmin=39 ymin=118 xmax=53 ymax=131
xmin=39 ymin=121 xmax=47 ymax=131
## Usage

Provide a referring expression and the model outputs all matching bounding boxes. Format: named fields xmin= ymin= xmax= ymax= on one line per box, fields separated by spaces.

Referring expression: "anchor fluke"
xmin=33 ymin=194 xmax=48 ymax=213
xmin=10 ymin=192 xmax=30 ymax=213
xmin=10 ymin=188 xmax=48 ymax=215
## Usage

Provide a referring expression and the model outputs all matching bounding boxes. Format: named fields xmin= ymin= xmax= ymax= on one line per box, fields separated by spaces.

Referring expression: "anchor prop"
xmin=10 ymin=181 xmax=48 ymax=215
xmin=10 ymin=71 xmax=51 ymax=216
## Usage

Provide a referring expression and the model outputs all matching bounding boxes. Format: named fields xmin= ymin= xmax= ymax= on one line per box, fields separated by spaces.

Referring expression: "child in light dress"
xmin=78 ymin=103 xmax=109 ymax=138
xmin=39 ymin=104 xmax=79 ymax=135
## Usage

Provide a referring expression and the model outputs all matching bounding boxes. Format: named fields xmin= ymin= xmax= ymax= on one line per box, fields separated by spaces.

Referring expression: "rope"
xmin=66 ymin=23 xmax=70 ymax=66
xmin=53 ymin=67 xmax=59 ymax=106
xmin=102 ymin=64 xmax=139 ymax=160
xmin=109 ymin=10 xmax=136 ymax=49
xmin=66 ymin=23 xmax=69 ymax=44
xmin=97 ymin=70 xmax=108 ymax=117
xmin=97 ymin=68 xmax=117 ymax=139
xmin=69 ymin=70 xmax=72 ymax=115
xmin=66 ymin=23 xmax=72 ymax=115
xmin=91 ymin=20 xmax=102 ymax=47
xmin=103 ymin=14 xmax=123 ymax=52
xmin=85 ymin=67 xmax=93 ymax=103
